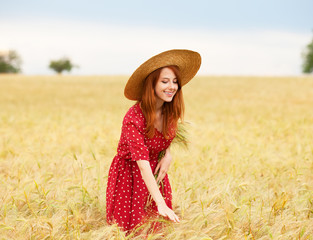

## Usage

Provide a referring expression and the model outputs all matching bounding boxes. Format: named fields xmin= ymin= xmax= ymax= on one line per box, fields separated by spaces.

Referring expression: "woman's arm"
xmin=137 ymin=160 xmax=180 ymax=223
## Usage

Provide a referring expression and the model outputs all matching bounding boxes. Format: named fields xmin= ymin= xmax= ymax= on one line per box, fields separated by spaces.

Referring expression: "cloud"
xmin=0 ymin=19 xmax=311 ymax=75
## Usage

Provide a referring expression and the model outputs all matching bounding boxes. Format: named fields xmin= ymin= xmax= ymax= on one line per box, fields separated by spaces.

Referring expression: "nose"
xmin=169 ymin=81 xmax=176 ymax=90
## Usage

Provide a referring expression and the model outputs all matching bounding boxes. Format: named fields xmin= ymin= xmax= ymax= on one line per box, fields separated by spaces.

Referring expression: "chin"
xmin=164 ymin=97 xmax=174 ymax=102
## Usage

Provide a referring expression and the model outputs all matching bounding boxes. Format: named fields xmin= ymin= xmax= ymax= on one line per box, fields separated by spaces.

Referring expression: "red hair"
xmin=139 ymin=65 xmax=184 ymax=139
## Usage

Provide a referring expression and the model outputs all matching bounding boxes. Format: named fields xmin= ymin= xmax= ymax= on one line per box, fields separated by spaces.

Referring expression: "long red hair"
xmin=139 ymin=65 xmax=184 ymax=139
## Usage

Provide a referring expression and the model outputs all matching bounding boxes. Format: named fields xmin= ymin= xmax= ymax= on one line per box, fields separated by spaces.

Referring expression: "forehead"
xmin=159 ymin=67 xmax=176 ymax=78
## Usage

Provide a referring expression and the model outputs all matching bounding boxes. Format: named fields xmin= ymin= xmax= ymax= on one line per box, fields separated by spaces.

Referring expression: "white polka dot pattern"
xmin=106 ymin=102 xmax=176 ymax=232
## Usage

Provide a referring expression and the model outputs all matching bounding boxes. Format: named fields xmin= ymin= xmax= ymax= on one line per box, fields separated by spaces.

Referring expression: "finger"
xmin=154 ymin=163 xmax=160 ymax=175
xmin=159 ymin=169 xmax=166 ymax=178
xmin=160 ymin=173 xmax=165 ymax=182
xmin=174 ymin=214 xmax=180 ymax=223
xmin=156 ymin=172 xmax=165 ymax=183
xmin=170 ymin=213 xmax=177 ymax=223
xmin=166 ymin=211 xmax=179 ymax=223
xmin=158 ymin=170 xmax=167 ymax=182
xmin=166 ymin=213 xmax=175 ymax=222
xmin=156 ymin=174 xmax=161 ymax=184
xmin=172 ymin=214 xmax=179 ymax=223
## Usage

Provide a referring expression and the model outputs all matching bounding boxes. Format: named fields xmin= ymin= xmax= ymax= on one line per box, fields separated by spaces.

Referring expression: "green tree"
xmin=302 ymin=36 xmax=313 ymax=74
xmin=49 ymin=57 xmax=76 ymax=74
xmin=0 ymin=50 xmax=22 ymax=73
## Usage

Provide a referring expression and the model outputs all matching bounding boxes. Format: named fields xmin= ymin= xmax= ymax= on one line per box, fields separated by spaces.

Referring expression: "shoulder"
xmin=122 ymin=103 xmax=146 ymax=129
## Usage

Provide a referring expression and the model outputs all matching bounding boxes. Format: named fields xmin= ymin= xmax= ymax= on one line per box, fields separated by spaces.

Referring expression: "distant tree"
xmin=49 ymin=57 xmax=77 ymax=74
xmin=0 ymin=50 xmax=22 ymax=73
xmin=302 ymin=35 xmax=313 ymax=74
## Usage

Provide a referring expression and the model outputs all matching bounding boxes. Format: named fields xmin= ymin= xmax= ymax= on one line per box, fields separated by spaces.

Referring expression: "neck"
xmin=155 ymin=98 xmax=164 ymax=113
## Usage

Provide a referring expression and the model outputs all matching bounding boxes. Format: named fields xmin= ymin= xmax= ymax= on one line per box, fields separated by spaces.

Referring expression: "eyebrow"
xmin=162 ymin=77 xmax=177 ymax=80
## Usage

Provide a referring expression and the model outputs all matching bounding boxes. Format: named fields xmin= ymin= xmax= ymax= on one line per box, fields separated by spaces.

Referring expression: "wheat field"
xmin=0 ymin=75 xmax=313 ymax=239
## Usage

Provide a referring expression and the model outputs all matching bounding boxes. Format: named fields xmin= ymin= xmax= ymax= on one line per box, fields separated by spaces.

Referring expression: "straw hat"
xmin=124 ymin=49 xmax=201 ymax=100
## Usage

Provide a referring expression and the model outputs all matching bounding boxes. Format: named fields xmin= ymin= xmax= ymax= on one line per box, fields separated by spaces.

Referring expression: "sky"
xmin=1 ymin=0 xmax=313 ymax=76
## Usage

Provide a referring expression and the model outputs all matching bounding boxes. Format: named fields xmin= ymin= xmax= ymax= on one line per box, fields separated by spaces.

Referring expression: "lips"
xmin=164 ymin=91 xmax=175 ymax=97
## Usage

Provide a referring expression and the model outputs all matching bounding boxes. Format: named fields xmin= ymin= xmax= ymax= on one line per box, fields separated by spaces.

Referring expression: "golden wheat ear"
xmin=172 ymin=121 xmax=190 ymax=149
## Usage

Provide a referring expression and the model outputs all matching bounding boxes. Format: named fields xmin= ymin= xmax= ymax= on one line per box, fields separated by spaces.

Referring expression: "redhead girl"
xmin=106 ymin=49 xmax=201 ymax=234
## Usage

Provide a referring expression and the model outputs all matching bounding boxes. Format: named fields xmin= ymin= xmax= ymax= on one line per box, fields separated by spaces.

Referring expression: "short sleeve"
xmin=124 ymin=122 xmax=150 ymax=161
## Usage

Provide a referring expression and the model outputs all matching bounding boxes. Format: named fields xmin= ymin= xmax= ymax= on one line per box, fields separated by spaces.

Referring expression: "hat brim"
xmin=124 ymin=49 xmax=201 ymax=100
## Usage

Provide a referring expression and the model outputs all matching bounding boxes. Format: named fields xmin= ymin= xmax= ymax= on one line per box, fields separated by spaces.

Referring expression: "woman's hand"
xmin=137 ymin=160 xmax=180 ymax=223
xmin=154 ymin=148 xmax=172 ymax=183
xmin=157 ymin=203 xmax=180 ymax=223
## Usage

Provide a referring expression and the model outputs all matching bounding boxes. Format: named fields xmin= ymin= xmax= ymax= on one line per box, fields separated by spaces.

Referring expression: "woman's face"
xmin=154 ymin=67 xmax=178 ymax=103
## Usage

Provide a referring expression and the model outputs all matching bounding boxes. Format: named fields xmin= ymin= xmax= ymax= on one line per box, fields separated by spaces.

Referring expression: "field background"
xmin=0 ymin=75 xmax=313 ymax=239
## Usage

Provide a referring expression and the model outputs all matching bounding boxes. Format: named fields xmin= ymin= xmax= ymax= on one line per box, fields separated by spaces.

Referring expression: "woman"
xmin=106 ymin=49 xmax=201 ymax=233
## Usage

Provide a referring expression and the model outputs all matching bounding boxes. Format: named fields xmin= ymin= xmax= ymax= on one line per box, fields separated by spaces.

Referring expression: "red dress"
xmin=106 ymin=102 xmax=175 ymax=232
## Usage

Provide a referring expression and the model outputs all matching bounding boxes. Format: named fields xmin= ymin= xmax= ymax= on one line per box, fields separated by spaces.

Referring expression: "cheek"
xmin=155 ymin=82 xmax=163 ymax=90
xmin=155 ymin=85 xmax=163 ymax=96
